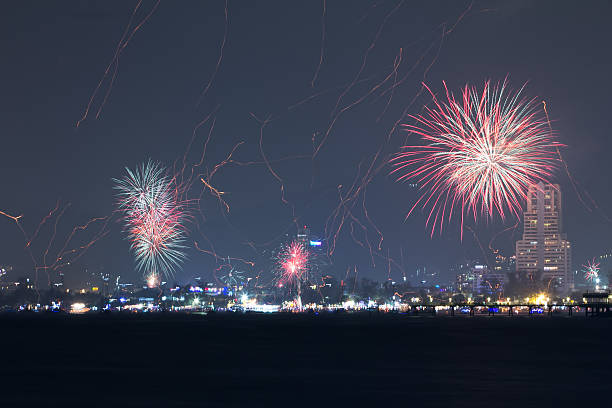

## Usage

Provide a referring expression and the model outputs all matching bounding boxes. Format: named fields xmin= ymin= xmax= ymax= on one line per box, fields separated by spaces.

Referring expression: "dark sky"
xmin=1 ymin=0 xmax=611 ymax=286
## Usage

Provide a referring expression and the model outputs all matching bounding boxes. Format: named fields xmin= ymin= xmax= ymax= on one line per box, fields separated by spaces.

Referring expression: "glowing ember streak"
xmin=114 ymin=161 xmax=187 ymax=280
xmin=582 ymin=259 xmax=600 ymax=282
xmin=391 ymin=80 xmax=561 ymax=236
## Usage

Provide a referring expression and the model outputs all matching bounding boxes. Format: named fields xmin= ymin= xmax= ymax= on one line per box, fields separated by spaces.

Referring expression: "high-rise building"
xmin=515 ymin=183 xmax=572 ymax=293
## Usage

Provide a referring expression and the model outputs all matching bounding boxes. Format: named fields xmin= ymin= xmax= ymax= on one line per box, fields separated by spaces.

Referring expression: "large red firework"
xmin=391 ymin=80 xmax=561 ymax=236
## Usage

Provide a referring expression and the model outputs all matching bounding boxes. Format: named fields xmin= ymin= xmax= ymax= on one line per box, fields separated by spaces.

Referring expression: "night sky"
xmin=1 ymin=0 xmax=611 ymax=286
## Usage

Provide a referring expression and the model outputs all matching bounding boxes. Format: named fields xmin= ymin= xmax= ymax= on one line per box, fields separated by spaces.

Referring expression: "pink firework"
xmin=391 ymin=80 xmax=561 ymax=236
xmin=582 ymin=259 xmax=600 ymax=282
xmin=278 ymin=241 xmax=309 ymax=287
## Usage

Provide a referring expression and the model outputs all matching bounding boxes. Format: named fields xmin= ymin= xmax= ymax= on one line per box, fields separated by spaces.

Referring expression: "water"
xmin=0 ymin=312 xmax=610 ymax=407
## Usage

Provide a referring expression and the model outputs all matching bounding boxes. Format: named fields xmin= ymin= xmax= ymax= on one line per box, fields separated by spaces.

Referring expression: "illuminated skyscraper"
xmin=515 ymin=183 xmax=572 ymax=293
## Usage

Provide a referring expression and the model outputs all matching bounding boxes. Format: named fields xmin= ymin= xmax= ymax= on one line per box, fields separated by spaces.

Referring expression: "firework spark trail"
xmin=318 ymin=8 xmax=457 ymax=256
xmin=26 ymin=200 xmax=60 ymax=248
xmin=362 ymin=187 xmax=383 ymax=250
xmin=0 ymin=210 xmax=23 ymax=223
xmin=181 ymin=120 xmax=278 ymax=264
xmin=386 ymin=248 xmax=391 ymax=280
xmin=162 ymin=106 xmax=253 ymax=271
xmin=356 ymin=0 xmax=385 ymax=24
xmin=249 ymin=112 xmax=298 ymax=222
xmin=324 ymin=153 xmax=384 ymax=260
xmin=97 ymin=0 xmax=161 ymax=120
xmin=391 ymin=80 xmax=562 ymax=237
xmin=465 ymin=225 xmax=491 ymax=268
xmin=186 ymin=2 xmax=473 ymax=283
xmin=179 ymin=106 xmax=220 ymax=188
xmin=115 ymin=161 xmax=188 ymax=281
xmin=444 ymin=1 xmax=474 ymax=35
xmin=542 ymin=100 xmax=590 ymax=210
xmin=313 ymin=47 xmax=403 ymax=160
xmin=323 ymin=106 xmax=409 ymax=262
xmin=325 ymin=159 xmax=376 ymax=261
xmin=488 ymin=220 xmax=519 ymax=253
xmin=197 ymin=140 xmax=245 ymax=214
xmin=77 ymin=0 xmax=143 ymax=127
xmin=288 ymin=77 xmax=375 ymax=112
xmin=542 ymin=101 xmax=612 ymax=223
xmin=53 ymin=217 xmax=111 ymax=268
xmin=173 ymin=106 xmax=227 ymax=230
xmin=198 ymin=0 xmax=229 ymax=104
xmin=320 ymin=38 xmax=450 ymax=279
xmin=330 ymin=0 xmax=405 ymax=118
xmin=228 ymin=154 xmax=311 ymax=168
xmin=181 ymin=123 xmax=258 ymax=268
xmin=1 ymin=206 xmax=110 ymax=288
xmin=42 ymin=203 xmax=71 ymax=281
xmin=349 ymin=221 xmax=365 ymax=249
xmin=325 ymin=162 xmax=366 ymax=256
xmin=76 ymin=0 xmax=161 ymax=127
xmin=348 ymin=210 xmax=376 ymax=268
xmin=400 ymin=246 xmax=407 ymax=282
xmin=0 ymin=211 xmax=36 ymax=270
xmin=380 ymin=0 xmax=475 ymax=100
xmin=376 ymin=50 xmax=401 ymax=122
xmin=194 ymin=241 xmax=254 ymax=267
xmin=193 ymin=233 xmax=220 ymax=273
xmin=254 ymin=76 xmax=399 ymax=244
xmin=200 ymin=177 xmax=228 ymax=212
xmin=207 ymin=141 xmax=244 ymax=181
xmin=310 ymin=0 xmax=326 ymax=87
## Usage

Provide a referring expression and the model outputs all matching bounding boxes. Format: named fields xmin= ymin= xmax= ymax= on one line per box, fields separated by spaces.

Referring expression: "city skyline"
xmin=1 ymin=1 xmax=611 ymax=287
xmin=1 ymin=3 xmax=611 ymax=406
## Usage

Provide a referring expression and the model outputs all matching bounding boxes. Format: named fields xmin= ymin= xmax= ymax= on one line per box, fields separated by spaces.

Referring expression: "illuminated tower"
xmin=515 ymin=183 xmax=573 ymax=293
xmin=297 ymin=225 xmax=309 ymax=244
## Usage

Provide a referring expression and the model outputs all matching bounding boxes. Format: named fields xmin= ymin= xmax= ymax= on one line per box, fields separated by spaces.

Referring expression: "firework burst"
xmin=220 ymin=267 xmax=246 ymax=288
xmin=114 ymin=161 xmax=187 ymax=282
xmin=391 ymin=80 xmax=561 ymax=236
xmin=276 ymin=240 xmax=309 ymax=308
xmin=582 ymin=259 xmax=600 ymax=282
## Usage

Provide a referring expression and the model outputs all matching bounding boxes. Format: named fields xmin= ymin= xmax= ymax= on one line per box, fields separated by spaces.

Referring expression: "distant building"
xmin=475 ymin=267 xmax=506 ymax=296
xmin=297 ymin=225 xmax=310 ymax=244
xmin=52 ymin=270 xmax=64 ymax=289
xmin=515 ymin=183 xmax=572 ymax=293
xmin=0 ymin=265 xmax=12 ymax=278
xmin=97 ymin=272 xmax=112 ymax=296
xmin=0 ymin=281 xmax=19 ymax=292
xmin=492 ymin=252 xmax=514 ymax=275
xmin=455 ymin=263 xmax=507 ymax=296
xmin=412 ymin=265 xmax=438 ymax=286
